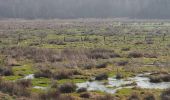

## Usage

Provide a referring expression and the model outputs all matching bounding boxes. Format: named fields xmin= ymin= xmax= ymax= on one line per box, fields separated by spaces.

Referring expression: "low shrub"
xmin=128 ymin=92 xmax=141 ymax=100
xmin=87 ymin=48 xmax=120 ymax=59
xmin=96 ymin=94 xmax=116 ymax=100
xmin=143 ymin=93 xmax=155 ymax=100
xmin=95 ymin=73 xmax=108 ymax=80
xmin=48 ymin=39 xmax=66 ymax=45
xmin=50 ymin=84 xmax=58 ymax=90
xmin=59 ymin=83 xmax=77 ymax=93
xmin=110 ymin=53 xmax=121 ymax=58
xmin=134 ymin=41 xmax=144 ymax=45
xmin=64 ymin=38 xmax=80 ymax=42
xmin=80 ymin=92 xmax=91 ymax=98
xmin=0 ymin=67 xmax=13 ymax=76
xmin=128 ymin=51 xmax=143 ymax=58
xmin=144 ymin=53 xmax=157 ymax=58
xmin=5 ymin=57 xmax=20 ymax=66
xmin=117 ymin=61 xmax=128 ymax=66
xmin=96 ymin=63 xmax=108 ymax=68
xmin=116 ymin=73 xmax=124 ymax=79
xmin=16 ymin=79 xmax=32 ymax=88
xmin=121 ymin=47 xmax=130 ymax=51
xmin=77 ymin=88 xmax=87 ymax=93
xmin=150 ymin=74 xmax=170 ymax=83
xmin=0 ymin=78 xmax=31 ymax=97
xmin=81 ymin=63 xmax=95 ymax=69
xmin=34 ymin=69 xmax=52 ymax=78
xmin=53 ymin=70 xmax=73 ymax=80
xmin=161 ymin=89 xmax=170 ymax=100
xmin=38 ymin=89 xmax=60 ymax=100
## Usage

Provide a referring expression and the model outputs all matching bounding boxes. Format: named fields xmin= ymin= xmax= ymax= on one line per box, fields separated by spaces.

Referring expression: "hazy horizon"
xmin=0 ymin=0 xmax=170 ymax=19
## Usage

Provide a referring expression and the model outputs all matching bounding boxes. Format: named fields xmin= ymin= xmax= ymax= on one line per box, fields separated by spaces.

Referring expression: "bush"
xmin=149 ymin=76 xmax=162 ymax=83
xmin=95 ymin=73 xmax=108 ymax=80
xmin=96 ymin=63 xmax=108 ymax=68
xmin=150 ymin=74 xmax=170 ymax=83
xmin=96 ymin=94 xmax=116 ymax=100
xmin=51 ymin=81 xmax=58 ymax=89
xmin=0 ymin=46 xmax=62 ymax=63
xmin=110 ymin=53 xmax=121 ymax=58
xmin=80 ymin=92 xmax=91 ymax=98
xmin=144 ymin=53 xmax=157 ymax=58
xmin=81 ymin=63 xmax=95 ymax=69
xmin=0 ymin=78 xmax=31 ymax=97
xmin=38 ymin=89 xmax=60 ymax=100
xmin=34 ymin=69 xmax=52 ymax=78
xmin=134 ymin=41 xmax=144 ymax=45
xmin=59 ymin=83 xmax=77 ymax=93
xmin=88 ymin=48 xmax=120 ymax=59
xmin=53 ymin=70 xmax=73 ymax=80
xmin=128 ymin=92 xmax=141 ymax=100
xmin=161 ymin=89 xmax=170 ymax=100
xmin=16 ymin=79 xmax=32 ymax=88
xmin=121 ymin=47 xmax=130 ymax=51
xmin=0 ymin=67 xmax=13 ymax=76
xmin=128 ymin=51 xmax=143 ymax=58
xmin=48 ymin=39 xmax=66 ymax=45
xmin=77 ymin=88 xmax=87 ymax=93
xmin=143 ymin=93 xmax=155 ymax=100
xmin=116 ymin=73 xmax=124 ymax=79
xmin=5 ymin=57 xmax=20 ymax=66
xmin=117 ymin=61 xmax=128 ymax=66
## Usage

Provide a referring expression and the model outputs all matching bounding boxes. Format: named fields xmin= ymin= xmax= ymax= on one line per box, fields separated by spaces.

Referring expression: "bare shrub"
xmin=95 ymin=73 xmax=108 ymax=80
xmin=16 ymin=79 xmax=32 ymax=88
xmin=88 ymin=48 xmax=120 ymax=59
xmin=0 ymin=78 xmax=31 ymax=97
xmin=64 ymin=37 xmax=80 ymax=42
xmin=5 ymin=57 xmax=20 ymax=66
xmin=161 ymin=89 xmax=170 ymax=100
xmin=134 ymin=41 xmax=144 ymax=45
xmin=80 ymin=92 xmax=91 ymax=98
xmin=128 ymin=51 xmax=143 ymax=58
xmin=80 ymin=62 xmax=95 ymax=69
xmin=59 ymin=83 xmax=77 ymax=93
xmin=0 ymin=46 xmax=62 ymax=63
xmin=96 ymin=94 xmax=117 ymax=100
xmin=121 ymin=47 xmax=130 ymax=51
xmin=143 ymin=93 xmax=155 ymax=100
xmin=38 ymin=89 xmax=60 ymax=100
xmin=144 ymin=53 xmax=157 ymax=58
xmin=96 ymin=63 xmax=108 ymax=68
xmin=53 ymin=70 xmax=73 ymax=80
xmin=150 ymin=74 xmax=170 ymax=83
xmin=128 ymin=92 xmax=141 ymax=100
xmin=48 ymin=39 xmax=66 ymax=45
xmin=34 ymin=69 xmax=52 ymax=78
xmin=77 ymin=88 xmax=87 ymax=93
xmin=0 ymin=67 xmax=13 ymax=76
xmin=116 ymin=73 xmax=124 ymax=79
xmin=116 ymin=61 xmax=128 ymax=66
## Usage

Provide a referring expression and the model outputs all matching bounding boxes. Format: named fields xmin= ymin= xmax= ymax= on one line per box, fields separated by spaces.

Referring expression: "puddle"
xmin=77 ymin=73 xmax=170 ymax=94
xmin=33 ymin=86 xmax=47 ymax=89
xmin=23 ymin=74 xmax=34 ymax=79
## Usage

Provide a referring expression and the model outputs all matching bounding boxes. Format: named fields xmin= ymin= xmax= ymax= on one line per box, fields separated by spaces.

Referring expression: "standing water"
xmin=76 ymin=73 xmax=170 ymax=94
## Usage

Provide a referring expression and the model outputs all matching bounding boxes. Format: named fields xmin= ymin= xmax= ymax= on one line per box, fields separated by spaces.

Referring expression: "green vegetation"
xmin=0 ymin=19 xmax=170 ymax=99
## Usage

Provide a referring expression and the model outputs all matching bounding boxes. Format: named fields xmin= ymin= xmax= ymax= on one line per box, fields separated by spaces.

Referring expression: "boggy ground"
xmin=0 ymin=19 xmax=170 ymax=100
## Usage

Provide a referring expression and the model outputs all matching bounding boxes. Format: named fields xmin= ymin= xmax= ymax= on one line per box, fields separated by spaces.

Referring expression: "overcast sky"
xmin=0 ymin=0 xmax=170 ymax=19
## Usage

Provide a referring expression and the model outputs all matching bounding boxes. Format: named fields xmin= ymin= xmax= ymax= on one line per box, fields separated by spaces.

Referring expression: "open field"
xmin=0 ymin=19 xmax=170 ymax=100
